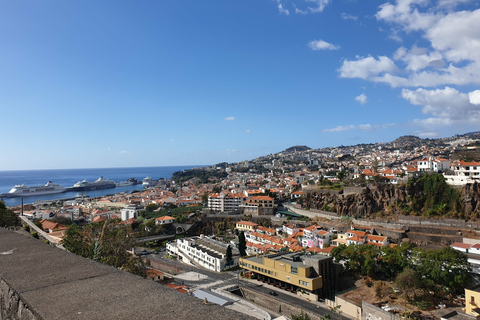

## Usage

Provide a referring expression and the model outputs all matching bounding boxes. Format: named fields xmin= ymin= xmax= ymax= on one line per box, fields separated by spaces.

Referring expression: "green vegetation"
xmin=331 ymin=243 xmax=471 ymax=307
xmin=0 ymin=200 xmax=19 ymax=228
xmin=142 ymin=204 xmax=201 ymax=221
xmin=62 ymin=221 xmax=147 ymax=277
xmin=172 ymin=169 xmax=228 ymax=185
xmin=238 ymin=231 xmax=247 ymax=257
xmin=405 ymin=173 xmax=463 ymax=217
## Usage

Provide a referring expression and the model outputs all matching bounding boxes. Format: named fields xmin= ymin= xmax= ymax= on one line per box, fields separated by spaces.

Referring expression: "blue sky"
xmin=1 ymin=0 xmax=479 ymax=170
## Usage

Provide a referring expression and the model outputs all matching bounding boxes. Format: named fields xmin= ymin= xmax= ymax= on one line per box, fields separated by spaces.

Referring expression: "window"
xmin=291 ymin=266 xmax=298 ymax=275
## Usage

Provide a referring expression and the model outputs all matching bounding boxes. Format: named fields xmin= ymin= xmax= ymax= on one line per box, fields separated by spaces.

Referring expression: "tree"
xmin=414 ymin=246 xmax=472 ymax=294
xmin=226 ymin=245 xmax=233 ymax=266
xmin=291 ymin=311 xmax=310 ymax=320
xmin=0 ymin=200 xmax=19 ymax=228
xmin=238 ymin=231 xmax=247 ymax=257
xmin=395 ymin=268 xmax=421 ymax=303
xmin=374 ymin=281 xmax=391 ymax=302
xmin=62 ymin=221 xmax=147 ymax=277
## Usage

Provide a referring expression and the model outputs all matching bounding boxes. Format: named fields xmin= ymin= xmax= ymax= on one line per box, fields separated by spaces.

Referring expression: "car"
xmin=269 ymin=291 xmax=277 ymax=296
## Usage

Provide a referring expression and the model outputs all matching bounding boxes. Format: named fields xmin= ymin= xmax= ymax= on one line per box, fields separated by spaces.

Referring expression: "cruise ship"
xmin=142 ymin=177 xmax=158 ymax=188
xmin=2 ymin=181 xmax=66 ymax=198
xmin=73 ymin=177 xmax=116 ymax=191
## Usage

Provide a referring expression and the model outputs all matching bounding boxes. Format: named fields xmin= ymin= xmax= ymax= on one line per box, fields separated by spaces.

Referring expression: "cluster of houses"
xmin=236 ymin=221 xmax=390 ymax=256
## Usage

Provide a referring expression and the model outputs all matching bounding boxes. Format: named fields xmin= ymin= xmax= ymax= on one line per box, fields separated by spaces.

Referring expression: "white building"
xmin=120 ymin=205 xmax=142 ymax=221
xmin=208 ymin=192 xmax=246 ymax=213
xmin=155 ymin=215 xmax=175 ymax=225
xmin=417 ymin=157 xmax=450 ymax=172
xmin=166 ymin=236 xmax=239 ymax=272
xmin=444 ymin=160 xmax=480 ymax=186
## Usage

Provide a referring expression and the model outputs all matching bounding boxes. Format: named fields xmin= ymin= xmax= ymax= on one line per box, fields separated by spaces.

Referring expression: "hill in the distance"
xmin=283 ymin=146 xmax=312 ymax=153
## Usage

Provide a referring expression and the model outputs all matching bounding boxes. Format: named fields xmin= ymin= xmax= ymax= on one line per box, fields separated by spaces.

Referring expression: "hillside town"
xmin=3 ymin=131 xmax=480 ymax=320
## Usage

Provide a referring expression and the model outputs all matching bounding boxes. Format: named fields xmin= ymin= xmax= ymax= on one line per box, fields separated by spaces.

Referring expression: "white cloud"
xmin=341 ymin=12 xmax=358 ymax=20
xmin=305 ymin=0 xmax=330 ymax=13
xmin=355 ymin=93 xmax=368 ymax=105
xmin=225 ymin=116 xmax=235 ymax=121
xmin=278 ymin=3 xmax=290 ymax=15
xmin=170 ymin=139 xmax=175 ymax=142
xmin=118 ymin=150 xmax=131 ymax=154
xmin=291 ymin=0 xmax=330 ymax=14
xmin=339 ymin=56 xmax=397 ymax=80
xmin=308 ymin=40 xmax=340 ymax=51
xmin=245 ymin=129 xmax=251 ymax=133
xmin=402 ymin=86 xmax=480 ymax=128
xmin=468 ymin=90 xmax=480 ymax=105
xmin=323 ymin=123 xmax=393 ymax=132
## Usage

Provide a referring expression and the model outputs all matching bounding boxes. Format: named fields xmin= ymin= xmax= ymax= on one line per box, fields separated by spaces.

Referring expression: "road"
xmin=147 ymin=251 xmax=352 ymax=319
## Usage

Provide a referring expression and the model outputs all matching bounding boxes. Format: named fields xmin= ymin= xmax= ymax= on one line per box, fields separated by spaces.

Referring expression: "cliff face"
xmin=300 ymin=182 xmax=480 ymax=219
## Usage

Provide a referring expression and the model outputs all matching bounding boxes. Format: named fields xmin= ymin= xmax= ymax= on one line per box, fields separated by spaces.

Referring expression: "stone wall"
xmin=0 ymin=278 xmax=39 ymax=320
xmin=398 ymin=215 xmax=480 ymax=229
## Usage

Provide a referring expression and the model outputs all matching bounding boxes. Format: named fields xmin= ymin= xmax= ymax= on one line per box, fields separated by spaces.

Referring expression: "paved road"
xmin=148 ymin=252 xmax=352 ymax=319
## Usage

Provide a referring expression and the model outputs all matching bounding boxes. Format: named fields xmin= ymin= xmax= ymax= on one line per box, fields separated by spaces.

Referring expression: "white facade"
xmin=208 ymin=192 xmax=245 ymax=212
xmin=417 ymin=157 xmax=450 ymax=172
xmin=120 ymin=205 xmax=141 ymax=221
xmin=444 ymin=160 xmax=480 ymax=186
xmin=166 ymin=236 xmax=239 ymax=272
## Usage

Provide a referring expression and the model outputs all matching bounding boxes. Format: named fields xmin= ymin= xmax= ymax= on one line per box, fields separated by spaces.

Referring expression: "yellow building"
xmin=236 ymin=220 xmax=258 ymax=232
xmin=239 ymin=252 xmax=334 ymax=299
xmin=465 ymin=284 xmax=480 ymax=317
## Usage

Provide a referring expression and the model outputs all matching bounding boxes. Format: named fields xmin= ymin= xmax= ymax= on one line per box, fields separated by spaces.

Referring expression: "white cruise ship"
xmin=73 ymin=177 xmax=116 ymax=191
xmin=4 ymin=181 xmax=66 ymax=197
xmin=142 ymin=177 xmax=158 ymax=188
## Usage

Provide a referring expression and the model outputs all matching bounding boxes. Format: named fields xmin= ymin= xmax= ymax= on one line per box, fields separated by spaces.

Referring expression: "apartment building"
xmin=167 ymin=236 xmax=239 ymax=272
xmin=444 ymin=160 xmax=480 ymax=186
xmin=239 ymin=252 xmax=335 ymax=299
xmin=240 ymin=196 xmax=275 ymax=216
xmin=208 ymin=192 xmax=246 ymax=213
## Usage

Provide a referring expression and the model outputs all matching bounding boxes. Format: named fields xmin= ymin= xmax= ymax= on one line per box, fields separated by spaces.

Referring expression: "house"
xmin=417 ymin=157 xmax=450 ymax=172
xmin=465 ymin=284 xmax=480 ymax=318
xmin=39 ymin=220 xmax=68 ymax=233
xmin=283 ymin=224 xmax=299 ymax=236
xmin=156 ymin=216 xmax=175 ymax=225
xmin=444 ymin=161 xmax=480 ymax=186
xmin=121 ymin=205 xmax=143 ymax=221
xmin=236 ymin=220 xmax=258 ymax=232
xmin=451 ymin=242 xmax=471 ymax=253
xmin=291 ymin=191 xmax=303 ymax=200
xmin=366 ymin=235 xmax=389 ymax=247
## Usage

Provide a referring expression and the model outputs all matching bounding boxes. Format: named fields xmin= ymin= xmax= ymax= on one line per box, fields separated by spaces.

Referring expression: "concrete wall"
xmin=326 ymin=296 xmax=362 ymax=319
xmin=362 ymin=301 xmax=400 ymax=320
xmin=241 ymin=287 xmax=324 ymax=320
xmin=0 ymin=228 xmax=254 ymax=320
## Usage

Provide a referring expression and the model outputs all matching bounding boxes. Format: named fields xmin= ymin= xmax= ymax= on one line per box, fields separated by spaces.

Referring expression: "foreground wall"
xmin=0 ymin=228 xmax=253 ymax=320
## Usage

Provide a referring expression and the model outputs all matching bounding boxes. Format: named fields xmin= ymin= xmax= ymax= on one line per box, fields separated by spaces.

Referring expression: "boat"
xmin=142 ymin=177 xmax=158 ymax=188
xmin=116 ymin=180 xmax=134 ymax=187
xmin=73 ymin=177 xmax=116 ymax=191
xmin=3 ymin=181 xmax=66 ymax=198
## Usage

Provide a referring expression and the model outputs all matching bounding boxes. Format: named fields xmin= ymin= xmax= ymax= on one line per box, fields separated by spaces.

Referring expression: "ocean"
xmin=0 ymin=165 xmax=206 ymax=206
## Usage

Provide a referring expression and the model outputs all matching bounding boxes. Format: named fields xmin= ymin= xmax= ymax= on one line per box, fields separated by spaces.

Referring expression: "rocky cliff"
xmin=300 ymin=180 xmax=480 ymax=219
